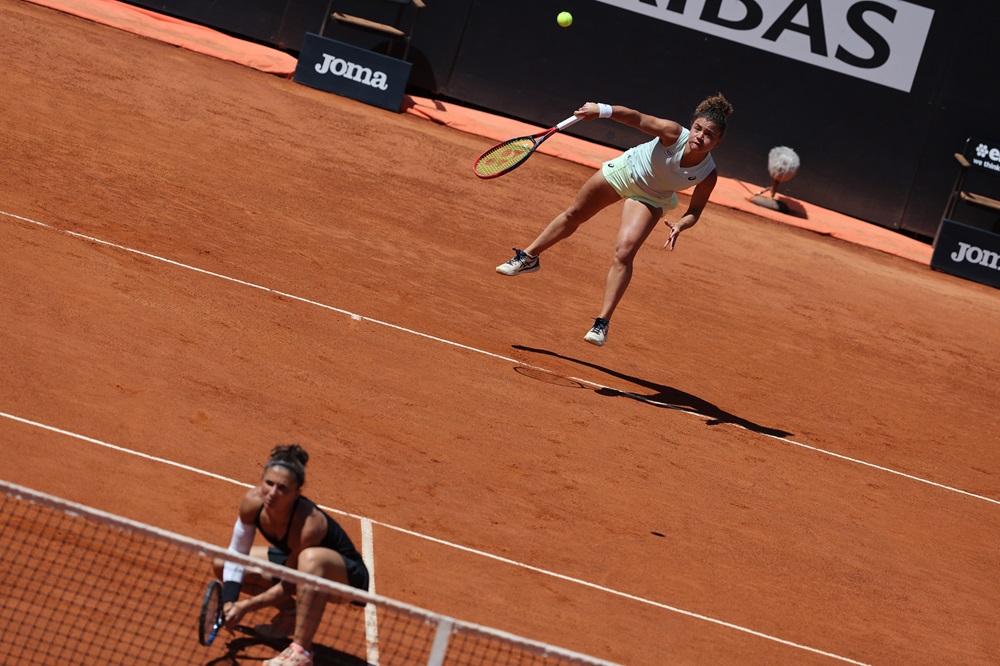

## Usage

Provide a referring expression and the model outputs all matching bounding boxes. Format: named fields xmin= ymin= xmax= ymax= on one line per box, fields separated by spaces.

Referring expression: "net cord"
xmin=1 ymin=479 xmax=620 ymax=666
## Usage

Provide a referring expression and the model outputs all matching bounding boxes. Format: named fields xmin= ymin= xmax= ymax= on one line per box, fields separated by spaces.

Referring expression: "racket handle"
xmin=556 ymin=115 xmax=582 ymax=130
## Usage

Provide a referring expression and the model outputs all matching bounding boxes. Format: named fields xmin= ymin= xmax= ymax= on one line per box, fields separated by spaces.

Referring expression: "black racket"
xmin=198 ymin=580 xmax=225 ymax=646
xmin=473 ymin=115 xmax=581 ymax=179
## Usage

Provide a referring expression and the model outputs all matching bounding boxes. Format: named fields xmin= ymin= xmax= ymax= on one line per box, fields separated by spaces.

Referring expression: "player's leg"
xmin=290 ymin=547 xmax=352 ymax=651
xmin=524 ymin=170 xmax=622 ymax=256
xmin=597 ymin=198 xmax=662 ymax=320
xmin=497 ymin=170 xmax=621 ymax=276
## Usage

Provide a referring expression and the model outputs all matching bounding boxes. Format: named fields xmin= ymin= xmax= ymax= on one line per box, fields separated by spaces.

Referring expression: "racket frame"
xmin=198 ymin=579 xmax=225 ymax=647
xmin=473 ymin=115 xmax=581 ymax=179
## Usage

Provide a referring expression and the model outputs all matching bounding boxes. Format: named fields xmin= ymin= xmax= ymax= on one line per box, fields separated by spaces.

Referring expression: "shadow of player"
xmin=512 ymin=345 xmax=792 ymax=438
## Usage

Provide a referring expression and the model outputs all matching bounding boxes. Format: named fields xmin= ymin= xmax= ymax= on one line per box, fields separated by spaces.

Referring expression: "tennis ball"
xmin=557 ymin=11 xmax=573 ymax=27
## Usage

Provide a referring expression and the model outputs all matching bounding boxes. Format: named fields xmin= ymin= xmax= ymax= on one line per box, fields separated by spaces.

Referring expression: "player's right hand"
xmin=223 ymin=600 xmax=246 ymax=628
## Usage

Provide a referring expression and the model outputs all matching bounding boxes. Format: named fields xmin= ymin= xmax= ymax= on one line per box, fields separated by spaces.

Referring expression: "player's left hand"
xmin=663 ymin=222 xmax=680 ymax=250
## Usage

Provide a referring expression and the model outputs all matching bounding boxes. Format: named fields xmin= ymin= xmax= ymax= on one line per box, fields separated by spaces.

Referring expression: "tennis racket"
xmin=473 ymin=115 xmax=582 ymax=179
xmin=198 ymin=579 xmax=225 ymax=646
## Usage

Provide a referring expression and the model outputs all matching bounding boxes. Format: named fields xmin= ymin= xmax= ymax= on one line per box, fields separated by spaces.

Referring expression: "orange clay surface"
xmin=3 ymin=1 xmax=999 ymax=664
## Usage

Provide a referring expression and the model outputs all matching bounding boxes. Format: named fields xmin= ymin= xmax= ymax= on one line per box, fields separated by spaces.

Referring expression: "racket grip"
xmin=556 ymin=115 xmax=582 ymax=130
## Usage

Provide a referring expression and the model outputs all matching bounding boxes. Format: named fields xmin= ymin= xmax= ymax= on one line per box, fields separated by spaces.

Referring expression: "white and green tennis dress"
xmin=601 ymin=127 xmax=716 ymax=210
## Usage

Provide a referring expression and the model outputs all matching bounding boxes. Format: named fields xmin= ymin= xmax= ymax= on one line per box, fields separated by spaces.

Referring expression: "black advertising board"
xmin=931 ymin=219 xmax=1000 ymax=288
xmin=119 ymin=0 xmax=1000 ymax=240
xmin=293 ymin=33 xmax=412 ymax=112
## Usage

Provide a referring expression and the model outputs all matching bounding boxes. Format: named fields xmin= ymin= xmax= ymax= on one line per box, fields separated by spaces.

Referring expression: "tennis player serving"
xmin=496 ymin=94 xmax=733 ymax=347
xmin=214 ymin=445 xmax=369 ymax=666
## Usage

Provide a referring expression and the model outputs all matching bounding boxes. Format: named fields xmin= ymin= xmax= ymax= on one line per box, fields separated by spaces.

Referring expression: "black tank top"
xmin=255 ymin=497 xmax=363 ymax=563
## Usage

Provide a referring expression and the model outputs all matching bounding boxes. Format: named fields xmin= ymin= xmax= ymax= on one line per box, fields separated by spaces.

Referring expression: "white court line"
xmin=602 ymin=390 xmax=1000 ymax=507
xmin=0 ymin=409 xmax=867 ymax=665
xmin=2 ymin=209 xmax=997 ymax=509
xmin=360 ymin=518 xmax=380 ymax=666
xmin=1 ymin=210 xmax=997 ymax=663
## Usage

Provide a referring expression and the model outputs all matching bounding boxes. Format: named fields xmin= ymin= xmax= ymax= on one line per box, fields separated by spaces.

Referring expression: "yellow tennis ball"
xmin=557 ymin=11 xmax=573 ymax=27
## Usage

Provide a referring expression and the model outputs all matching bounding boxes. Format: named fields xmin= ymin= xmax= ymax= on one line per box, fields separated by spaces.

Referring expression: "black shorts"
xmin=267 ymin=546 xmax=370 ymax=592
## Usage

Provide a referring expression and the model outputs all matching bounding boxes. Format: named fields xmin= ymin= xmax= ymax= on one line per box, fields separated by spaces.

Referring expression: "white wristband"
xmin=598 ymin=103 xmax=613 ymax=118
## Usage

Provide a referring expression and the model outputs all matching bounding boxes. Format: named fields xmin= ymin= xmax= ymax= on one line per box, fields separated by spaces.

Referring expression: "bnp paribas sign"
xmin=969 ymin=140 xmax=1000 ymax=174
xmin=594 ymin=0 xmax=934 ymax=92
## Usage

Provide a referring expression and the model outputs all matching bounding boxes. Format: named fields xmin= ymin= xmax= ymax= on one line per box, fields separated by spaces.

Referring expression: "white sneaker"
xmin=584 ymin=318 xmax=609 ymax=346
xmin=496 ymin=248 xmax=539 ymax=275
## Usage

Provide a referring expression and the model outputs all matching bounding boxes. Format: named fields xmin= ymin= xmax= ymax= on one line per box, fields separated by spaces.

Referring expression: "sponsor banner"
xmin=965 ymin=138 xmax=1000 ymax=174
xmin=592 ymin=0 xmax=935 ymax=92
xmin=931 ymin=219 xmax=1000 ymax=289
xmin=294 ymin=33 xmax=412 ymax=112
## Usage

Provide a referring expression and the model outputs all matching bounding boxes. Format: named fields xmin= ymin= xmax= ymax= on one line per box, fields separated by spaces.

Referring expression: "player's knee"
xmin=295 ymin=548 xmax=319 ymax=574
xmin=298 ymin=548 xmax=350 ymax=585
xmin=612 ymin=244 xmax=638 ymax=266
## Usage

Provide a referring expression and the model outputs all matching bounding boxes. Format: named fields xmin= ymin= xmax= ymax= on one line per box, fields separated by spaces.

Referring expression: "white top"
xmin=624 ymin=128 xmax=716 ymax=199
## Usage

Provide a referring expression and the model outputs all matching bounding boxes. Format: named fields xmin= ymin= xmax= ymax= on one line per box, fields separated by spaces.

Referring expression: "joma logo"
xmin=951 ymin=242 xmax=1000 ymax=270
xmin=315 ymin=53 xmax=390 ymax=90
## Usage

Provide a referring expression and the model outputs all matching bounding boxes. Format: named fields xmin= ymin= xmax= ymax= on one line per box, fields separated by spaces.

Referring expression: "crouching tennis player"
xmin=213 ymin=444 xmax=369 ymax=666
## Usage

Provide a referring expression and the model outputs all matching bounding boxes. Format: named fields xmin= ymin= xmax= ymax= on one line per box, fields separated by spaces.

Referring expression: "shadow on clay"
xmin=512 ymin=345 xmax=792 ymax=439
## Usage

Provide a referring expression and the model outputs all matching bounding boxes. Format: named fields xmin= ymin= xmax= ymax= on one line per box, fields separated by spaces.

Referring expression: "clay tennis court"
xmin=2 ymin=1 xmax=999 ymax=664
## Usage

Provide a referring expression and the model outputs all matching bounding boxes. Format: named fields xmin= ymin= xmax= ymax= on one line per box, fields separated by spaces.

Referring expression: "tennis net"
xmin=0 ymin=479 xmax=619 ymax=666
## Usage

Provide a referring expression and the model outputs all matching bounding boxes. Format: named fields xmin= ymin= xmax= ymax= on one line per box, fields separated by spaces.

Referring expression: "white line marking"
xmin=2 ymin=209 xmax=996 ymax=509
xmin=361 ymin=518 xmax=380 ymax=665
xmin=594 ymin=390 xmax=1000 ymax=507
xmin=0 ymin=410 xmax=868 ymax=664
xmin=0 ymin=210 xmax=516 ymax=361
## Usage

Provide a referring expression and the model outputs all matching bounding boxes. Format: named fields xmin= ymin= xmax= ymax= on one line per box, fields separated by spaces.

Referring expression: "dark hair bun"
xmin=696 ymin=93 xmax=733 ymax=117
xmin=269 ymin=444 xmax=309 ymax=467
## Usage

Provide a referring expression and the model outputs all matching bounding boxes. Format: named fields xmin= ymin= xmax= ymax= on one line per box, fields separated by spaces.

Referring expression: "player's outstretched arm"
xmin=664 ymin=170 xmax=717 ymax=250
xmin=580 ymin=103 xmax=682 ymax=145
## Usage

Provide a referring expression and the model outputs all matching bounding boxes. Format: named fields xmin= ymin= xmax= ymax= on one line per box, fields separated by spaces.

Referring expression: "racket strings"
xmin=474 ymin=138 xmax=536 ymax=176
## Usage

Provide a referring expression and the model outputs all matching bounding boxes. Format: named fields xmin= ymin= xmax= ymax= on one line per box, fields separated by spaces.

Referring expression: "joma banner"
xmin=931 ymin=220 xmax=1000 ymax=289
xmin=294 ymin=33 xmax=412 ymax=113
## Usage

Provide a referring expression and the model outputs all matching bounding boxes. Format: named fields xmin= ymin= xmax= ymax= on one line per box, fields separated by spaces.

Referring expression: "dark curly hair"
xmin=264 ymin=444 xmax=309 ymax=487
xmin=693 ymin=93 xmax=734 ymax=135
